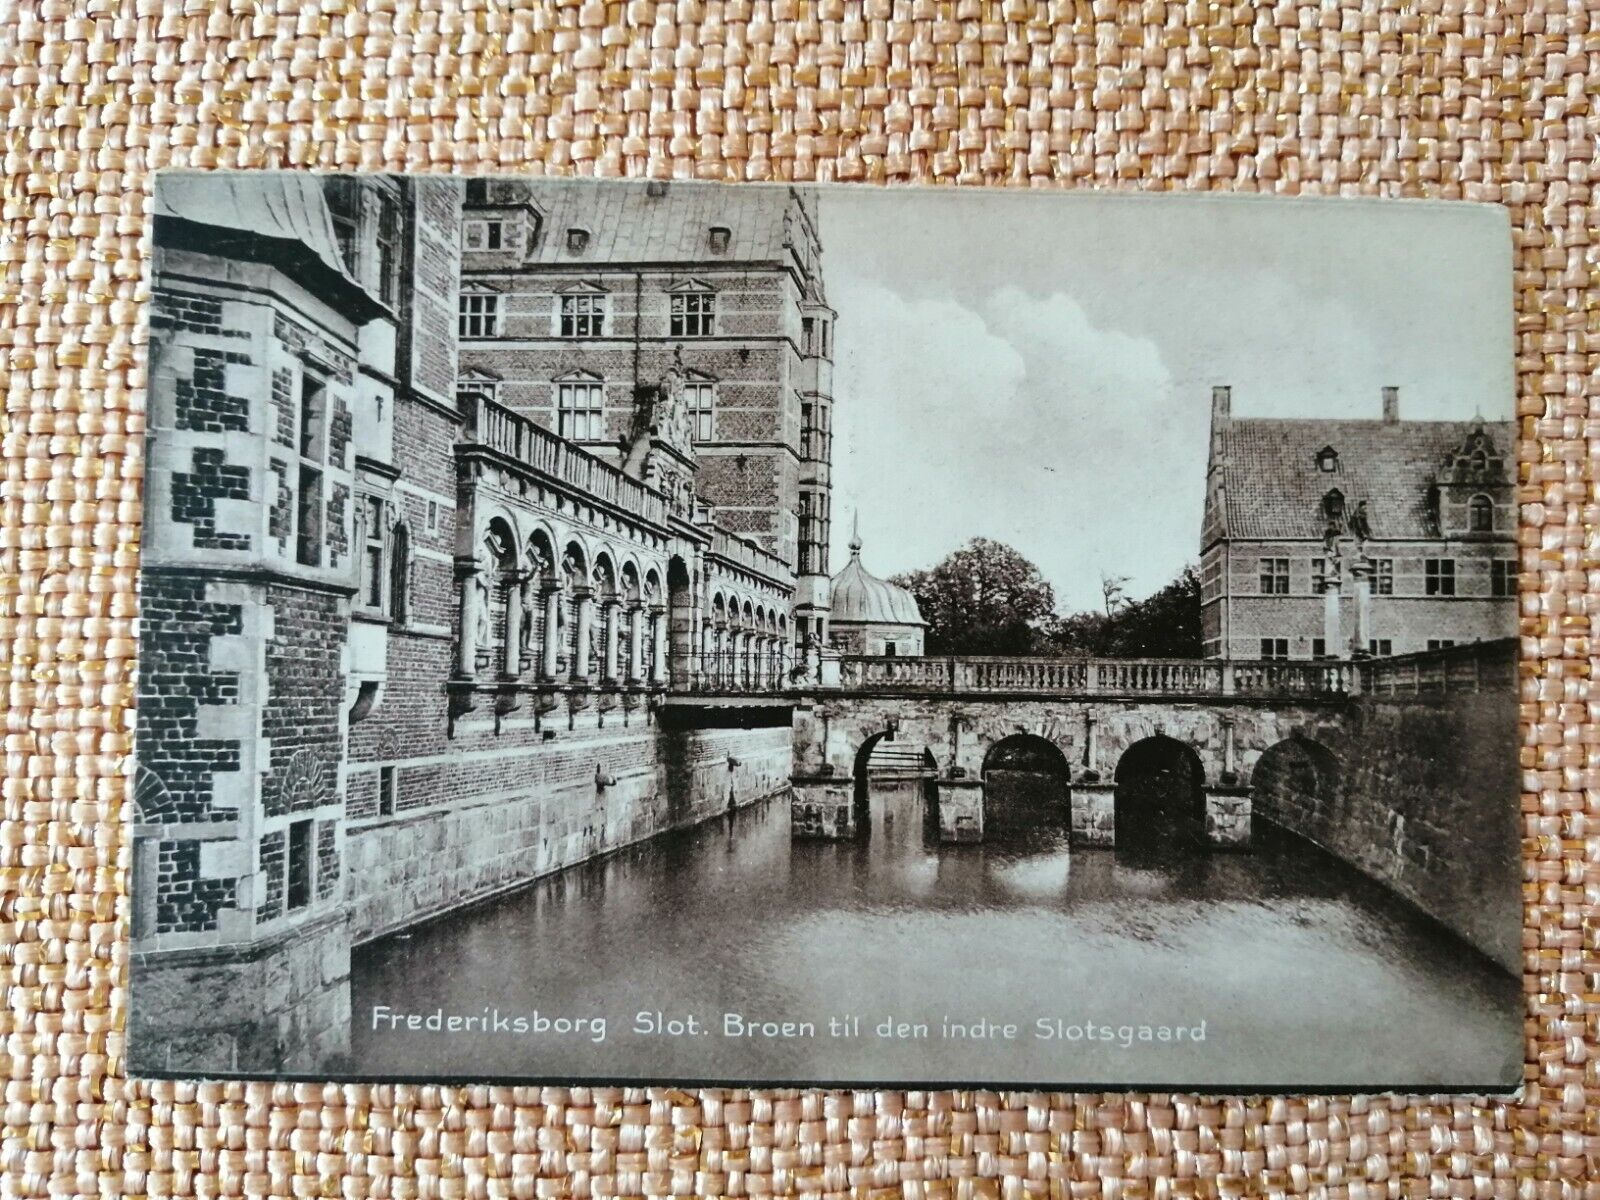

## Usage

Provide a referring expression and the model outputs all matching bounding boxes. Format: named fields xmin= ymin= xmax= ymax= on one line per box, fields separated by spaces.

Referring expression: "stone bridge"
xmin=787 ymin=643 xmax=1518 ymax=854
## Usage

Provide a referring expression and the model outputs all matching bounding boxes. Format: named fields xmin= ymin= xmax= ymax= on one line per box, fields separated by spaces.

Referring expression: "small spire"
xmin=849 ymin=510 xmax=862 ymax=556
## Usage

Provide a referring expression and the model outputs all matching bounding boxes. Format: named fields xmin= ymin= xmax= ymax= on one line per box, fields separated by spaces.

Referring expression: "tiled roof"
xmin=508 ymin=181 xmax=802 ymax=266
xmin=1222 ymin=418 xmax=1513 ymax=539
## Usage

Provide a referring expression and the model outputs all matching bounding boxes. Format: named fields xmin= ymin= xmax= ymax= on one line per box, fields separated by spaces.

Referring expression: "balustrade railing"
xmin=1360 ymin=639 xmax=1517 ymax=696
xmin=825 ymin=642 xmax=1512 ymax=698
xmin=462 ymin=393 xmax=669 ymax=526
xmin=675 ymin=651 xmax=793 ymax=695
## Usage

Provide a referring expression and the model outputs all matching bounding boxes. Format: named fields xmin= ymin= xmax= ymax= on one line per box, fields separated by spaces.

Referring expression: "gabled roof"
xmin=1220 ymin=418 xmax=1513 ymax=540
xmin=511 ymin=181 xmax=803 ymax=266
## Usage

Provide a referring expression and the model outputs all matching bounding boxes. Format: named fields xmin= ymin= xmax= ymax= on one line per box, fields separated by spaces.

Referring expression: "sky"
xmin=813 ymin=189 xmax=1514 ymax=614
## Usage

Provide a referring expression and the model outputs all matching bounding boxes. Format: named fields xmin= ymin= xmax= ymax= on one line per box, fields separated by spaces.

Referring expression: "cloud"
xmin=830 ymin=281 xmax=1192 ymax=613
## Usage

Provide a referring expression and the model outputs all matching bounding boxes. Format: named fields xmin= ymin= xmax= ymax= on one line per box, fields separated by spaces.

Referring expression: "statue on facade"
xmin=653 ymin=345 xmax=691 ymax=450
xmin=1347 ymin=500 xmax=1371 ymax=542
xmin=472 ymin=575 xmax=491 ymax=655
xmin=518 ymin=584 xmax=534 ymax=659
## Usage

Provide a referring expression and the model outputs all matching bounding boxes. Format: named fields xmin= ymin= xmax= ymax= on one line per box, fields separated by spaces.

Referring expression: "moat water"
xmin=352 ymin=776 xmax=1521 ymax=1088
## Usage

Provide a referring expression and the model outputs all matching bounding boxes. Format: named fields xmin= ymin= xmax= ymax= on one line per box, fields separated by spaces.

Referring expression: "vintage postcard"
xmin=130 ymin=176 xmax=1522 ymax=1090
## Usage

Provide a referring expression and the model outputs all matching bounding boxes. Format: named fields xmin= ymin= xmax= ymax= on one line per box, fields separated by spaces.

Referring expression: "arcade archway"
xmin=1114 ymin=735 xmax=1206 ymax=849
xmin=982 ymin=734 xmax=1072 ymax=839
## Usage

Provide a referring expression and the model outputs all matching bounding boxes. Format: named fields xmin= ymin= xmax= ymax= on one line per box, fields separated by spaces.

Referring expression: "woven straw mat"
xmin=0 ymin=1 xmax=1595 ymax=1197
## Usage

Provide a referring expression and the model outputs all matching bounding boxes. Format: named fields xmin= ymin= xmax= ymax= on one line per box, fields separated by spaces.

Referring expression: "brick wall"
xmin=135 ymin=574 xmax=244 ymax=828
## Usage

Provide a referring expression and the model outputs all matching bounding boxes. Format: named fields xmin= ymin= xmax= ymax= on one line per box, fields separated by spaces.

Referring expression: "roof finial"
xmin=849 ymin=510 xmax=862 ymax=556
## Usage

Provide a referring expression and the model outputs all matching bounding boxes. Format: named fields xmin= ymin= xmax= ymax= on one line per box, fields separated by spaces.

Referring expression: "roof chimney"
xmin=1382 ymin=386 xmax=1399 ymax=424
xmin=1211 ymin=385 xmax=1231 ymax=431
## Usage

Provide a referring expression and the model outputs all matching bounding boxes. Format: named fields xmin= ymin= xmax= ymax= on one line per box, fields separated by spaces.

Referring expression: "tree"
xmin=1099 ymin=572 xmax=1130 ymax=616
xmin=1050 ymin=565 xmax=1203 ymax=658
xmin=890 ymin=538 xmax=1057 ymax=655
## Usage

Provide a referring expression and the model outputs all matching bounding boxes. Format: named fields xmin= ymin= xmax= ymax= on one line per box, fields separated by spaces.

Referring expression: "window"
xmin=1470 ymin=494 xmax=1494 ymax=532
xmin=463 ymin=219 xmax=505 ymax=251
xmin=1311 ymin=638 xmax=1330 ymax=660
xmin=670 ymin=290 xmax=715 ymax=338
xmin=798 ymin=488 xmax=830 ymax=576
xmin=294 ymin=370 xmax=329 ymax=569
xmin=1311 ymin=557 xmax=1330 ymax=593
xmin=556 ymin=379 xmax=605 ymax=441
xmin=801 ymin=402 xmax=829 ymax=462
xmin=561 ymin=293 xmax=606 ymax=338
xmin=361 ymin=496 xmax=385 ymax=610
xmin=684 ymin=382 xmax=714 ymax=441
xmin=459 ymin=292 xmax=499 ymax=338
xmin=559 ymin=291 xmax=606 ymax=338
xmin=1259 ymin=638 xmax=1289 ymax=660
xmin=1372 ymin=558 xmax=1394 ymax=595
xmin=378 ymin=767 xmax=397 ymax=817
xmin=565 ymin=227 xmax=590 ymax=254
xmin=296 ymin=465 xmax=323 ymax=567
xmin=1491 ymin=559 xmax=1517 ymax=597
xmin=1321 ymin=489 xmax=1345 ymax=522
xmin=1258 ymin=557 xmax=1290 ymax=594
xmin=299 ymin=372 xmax=328 ymax=460
xmin=1316 ymin=446 xmax=1339 ymax=472
xmin=426 ymin=500 xmax=440 ymax=535
xmin=708 ymin=225 xmax=731 ymax=253
xmin=375 ymin=195 xmax=401 ymax=307
xmin=1427 ymin=639 xmax=1456 ymax=651
xmin=286 ymin=819 xmax=314 ymax=912
xmin=389 ymin=523 xmax=410 ymax=624
xmin=883 ymin=643 xmax=898 ymax=658
xmin=1368 ymin=638 xmax=1393 ymax=657
xmin=1425 ymin=558 xmax=1456 ymax=596
xmin=325 ymin=177 xmax=360 ymax=277
xmin=802 ymin=317 xmax=816 ymax=356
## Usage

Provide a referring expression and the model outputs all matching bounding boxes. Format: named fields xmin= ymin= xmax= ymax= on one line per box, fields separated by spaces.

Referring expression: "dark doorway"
xmin=982 ymin=734 xmax=1071 ymax=840
xmin=1114 ymin=735 xmax=1206 ymax=851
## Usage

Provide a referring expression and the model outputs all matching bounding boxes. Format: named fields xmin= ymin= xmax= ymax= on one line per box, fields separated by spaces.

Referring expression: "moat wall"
xmin=1253 ymin=690 xmax=1521 ymax=975
xmin=345 ymin=722 xmax=793 ymax=943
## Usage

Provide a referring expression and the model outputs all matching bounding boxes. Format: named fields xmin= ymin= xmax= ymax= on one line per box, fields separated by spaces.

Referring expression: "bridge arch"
xmin=1250 ymin=735 xmax=1341 ymax=838
xmin=1113 ymin=735 xmax=1206 ymax=850
xmin=981 ymin=734 xmax=1072 ymax=837
xmin=851 ymin=730 xmax=939 ymax=835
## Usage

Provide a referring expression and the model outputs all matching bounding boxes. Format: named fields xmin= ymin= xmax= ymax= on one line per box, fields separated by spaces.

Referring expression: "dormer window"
xmin=566 ymin=227 xmax=590 ymax=254
xmin=708 ymin=225 xmax=731 ymax=254
xmin=1470 ymin=494 xmax=1494 ymax=532
xmin=1321 ymin=489 xmax=1345 ymax=523
xmin=1315 ymin=446 xmax=1339 ymax=472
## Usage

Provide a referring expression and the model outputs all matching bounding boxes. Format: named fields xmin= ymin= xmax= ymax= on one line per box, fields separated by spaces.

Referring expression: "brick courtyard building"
xmin=134 ymin=176 xmax=816 ymax=1073
xmin=452 ymin=179 xmax=836 ymax=651
xmin=1200 ymin=385 xmax=1518 ymax=661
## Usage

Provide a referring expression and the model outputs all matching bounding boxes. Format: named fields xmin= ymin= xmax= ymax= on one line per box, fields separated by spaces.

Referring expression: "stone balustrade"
xmin=820 ymin=639 xmax=1515 ymax=699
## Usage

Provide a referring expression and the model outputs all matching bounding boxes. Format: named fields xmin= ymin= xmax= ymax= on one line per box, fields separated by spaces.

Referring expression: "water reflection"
xmin=353 ymin=774 xmax=1520 ymax=1088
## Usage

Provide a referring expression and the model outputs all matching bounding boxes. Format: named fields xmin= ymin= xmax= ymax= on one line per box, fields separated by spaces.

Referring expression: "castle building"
xmin=827 ymin=529 xmax=927 ymax=657
xmin=1200 ymin=385 xmax=1518 ymax=661
xmin=452 ymin=179 xmax=836 ymax=650
xmin=134 ymin=175 xmax=807 ymax=1074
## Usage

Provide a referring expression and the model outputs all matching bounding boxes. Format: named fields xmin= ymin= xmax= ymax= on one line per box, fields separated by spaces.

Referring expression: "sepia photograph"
xmin=130 ymin=175 xmax=1521 ymax=1090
